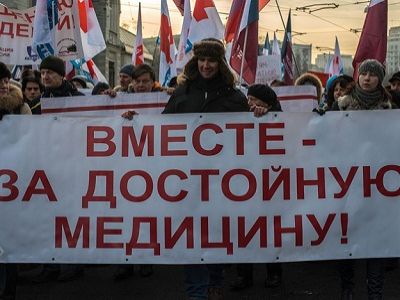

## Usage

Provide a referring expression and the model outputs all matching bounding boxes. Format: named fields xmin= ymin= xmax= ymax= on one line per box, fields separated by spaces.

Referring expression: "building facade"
xmin=315 ymin=53 xmax=353 ymax=75
xmin=293 ymin=43 xmax=312 ymax=77
xmin=1 ymin=0 xmax=35 ymax=9
xmin=92 ymin=0 xmax=122 ymax=88
xmin=387 ymin=26 xmax=400 ymax=76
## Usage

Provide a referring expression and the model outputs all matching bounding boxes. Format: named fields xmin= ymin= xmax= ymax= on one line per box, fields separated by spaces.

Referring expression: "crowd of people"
xmin=1 ymin=37 xmax=400 ymax=300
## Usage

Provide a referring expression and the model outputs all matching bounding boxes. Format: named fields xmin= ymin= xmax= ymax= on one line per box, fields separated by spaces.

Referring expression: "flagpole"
xmin=239 ymin=27 xmax=249 ymax=87
xmin=275 ymin=0 xmax=300 ymax=76
xmin=152 ymin=29 xmax=161 ymax=68
xmin=52 ymin=1 xmax=57 ymax=56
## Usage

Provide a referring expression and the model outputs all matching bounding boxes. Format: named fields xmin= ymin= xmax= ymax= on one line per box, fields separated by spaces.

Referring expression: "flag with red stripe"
xmin=132 ymin=2 xmax=144 ymax=66
xmin=230 ymin=0 xmax=259 ymax=84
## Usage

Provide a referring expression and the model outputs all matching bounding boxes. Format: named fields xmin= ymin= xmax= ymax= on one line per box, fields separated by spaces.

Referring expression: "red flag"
xmin=281 ymin=10 xmax=294 ymax=85
xmin=225 ymin=0 xmax=269 ymax=43
xmin=352 ymin=0 xmax=387 ymax=79
xmin=132 ymin=2 xmax=144 ymax=66
xmin=229 ymin=0 xmax=259 ymax=85
xmin=173 ymin=0 xmax=185 ymax=16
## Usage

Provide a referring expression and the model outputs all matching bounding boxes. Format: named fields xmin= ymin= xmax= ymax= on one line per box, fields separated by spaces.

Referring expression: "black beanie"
xmin=119 ymin=64 xmax=135 ymax=77
xmin=248 ymin=84 xmax=278 ymax=106
xmin=40 ymin=55 xmax=66 ymax=77
xmin=0 ymin=62 xmax=11 ymax=80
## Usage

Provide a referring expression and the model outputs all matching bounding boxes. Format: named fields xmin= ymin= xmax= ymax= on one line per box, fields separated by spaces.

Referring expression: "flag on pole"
xmin=328 ymin=36 xmax=344 ymax=77
xmin=159 ymin=0 xmax=177 ymax=87
xmin=352 ymin=0 xmax=387 ymax=79
xmin=281 ymin=10 xmax=294 ymax=85
xmin=263 ymin=33 xmax=271 ymax=55
xmin=230 ymin=0 xmax=259 ymax=85
xmin=132 ymin=2 xmax=144 ymax=66
xmin=271 ymin=32 xmax=281 ymax=57
xmin=78 ymin=0 xmax=106 ymax=60
xmin=176 ymin=0 xmax=192 ymax=73
xmin=225 ymin=0 xmax=269 ymax=44
xmin=187 ymin=0 xmax=224 ymax=53
xmin=225 ymin=0 xmax=246 ymax=44
xmin=32 ymin=0 xmax=59 ymax=59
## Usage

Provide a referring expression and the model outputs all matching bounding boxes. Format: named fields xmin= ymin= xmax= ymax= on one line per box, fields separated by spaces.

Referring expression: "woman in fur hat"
xmin=0 ymin=62 xmax=31 ymax=118
xmin=295 ymin=72 xmax=324 ymax=104
xmin=163 ymin=39 xmax=248 ymax=300
xmin=336 ymin=59 xmax=390 ymax=300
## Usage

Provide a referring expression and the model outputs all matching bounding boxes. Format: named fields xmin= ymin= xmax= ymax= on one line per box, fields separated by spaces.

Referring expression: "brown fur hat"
xmin=0 ymin=84 xmax=24 ymax=113
xmin=295 ymin=72 xmax=323 ymax=101
xmin=182 ymin=39 xmax=235 ymax=86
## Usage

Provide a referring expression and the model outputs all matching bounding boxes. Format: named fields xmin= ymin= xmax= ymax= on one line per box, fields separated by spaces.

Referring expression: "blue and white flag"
xmin=32 ymin=0 xmax=59 ymax=59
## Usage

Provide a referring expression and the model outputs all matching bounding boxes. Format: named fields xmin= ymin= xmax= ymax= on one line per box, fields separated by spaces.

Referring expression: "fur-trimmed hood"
xmin=338 ymin=93 xmax=391 ymax=111
xmin=0 ymin=84 xmax=24 ymax=113
xmin=295 ymin=73 xmax=323 ymax=101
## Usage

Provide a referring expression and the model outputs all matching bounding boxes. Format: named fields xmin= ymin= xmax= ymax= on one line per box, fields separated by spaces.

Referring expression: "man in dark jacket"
xmin=28 ymin=56 xmax=84 ymax=283
xmin=30 ymin=55 xmax=84 ymax=114
xmin=163 ymin=39 xmax=248 ymax=300
xmin=163 ymin=40 xmax=248 ymax=115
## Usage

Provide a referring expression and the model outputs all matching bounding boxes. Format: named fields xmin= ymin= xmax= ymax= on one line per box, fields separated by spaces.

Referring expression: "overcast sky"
xmin=120 ymin=0 xmax=400 ymax=62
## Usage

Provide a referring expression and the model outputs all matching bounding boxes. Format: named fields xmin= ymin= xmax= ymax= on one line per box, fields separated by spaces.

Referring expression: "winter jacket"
xmin=163 ymin=74 xmax=248 ymax=114
xmin=0 ymin=84 xmax=31 ymax=117
xmin=30 ymin=80 xmax=84 ymax=114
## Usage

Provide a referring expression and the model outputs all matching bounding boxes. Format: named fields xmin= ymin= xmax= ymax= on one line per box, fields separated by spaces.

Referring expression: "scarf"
xmin=353 ymin=84 xmax=384 ymax=109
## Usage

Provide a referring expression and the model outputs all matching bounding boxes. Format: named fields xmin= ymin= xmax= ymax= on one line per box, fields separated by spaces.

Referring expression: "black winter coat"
xmin=30 ymin=80 xmax=84 ymax=115
xmin=162 ymin=75 xmax=248 ymax=114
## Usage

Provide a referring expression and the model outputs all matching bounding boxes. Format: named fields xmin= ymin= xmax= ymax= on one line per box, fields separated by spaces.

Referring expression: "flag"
xmin=225 ymin=0 xmax=246 ymax=43
xmin=271 ymin=32 xmax=281 ymax=57
xmin=66 ymin=59 xmax=108 ymax=84
xmin=263 ymin=33 xmax=271 ymax=55
xmin=225 ymin=0 xmax=269 ymax=44
xmin=281 ymin=10 xmax=294 ymax=85
xmin=78 ymin=0 xmax=106 ymax=60
xmin=230 ymin=0 xmax=259 ymax=85
xmin=187 ymin=0 xmax=224 ymax=53
xmin=32 ymin=0 xmax=59 ymax=59
xmin=352 ymin=0 xmax=387 ymax=78
xmin=328 ymin=36 xmax=344 ymax=77
xmin=176 ymin=0 xmax=192 ymax=73
xmin=84 ymin=59 xmax=108 ymax=84
xmin=132 ymin=2 xmax=144 ymax=66
xmin=159 ymin=0 xmax=177 ymax=87
xmin=173 ymin=0 xmax=185 ymax=15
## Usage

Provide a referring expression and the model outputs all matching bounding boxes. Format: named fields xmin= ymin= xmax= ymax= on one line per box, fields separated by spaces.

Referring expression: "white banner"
xmin=1 ymin=112 xmax=399 ymax=264
xmin=41 ymin=88 xmax=317 ymax=117
xmin=41 ymin=92 xmax=170 ymax=116
xmin=255 ymin=55 xmax=282 ymax=85
xmin=0 ymin=3 xmax=87 ymax=65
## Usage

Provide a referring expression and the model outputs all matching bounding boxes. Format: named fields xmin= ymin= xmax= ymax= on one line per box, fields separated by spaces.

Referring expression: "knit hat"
xmin=119 ymin=64 xmax=135 ymax=77
xmin=389 ymin=71 xmax=400 ymax=83
xmin=71 ymin=75 xmax=87 ymax=89
xmin=247 ymin=84 xmax=278 ymax=105
xmin=0 ymin=62 xmax=11 ymax=80
xmin=193 ymin=39 xmax=225 ymax=60
xmin=358 ymin=59 xmax=385 ymax=83
xmin=39 ymin=55 xmax=66 ymax=77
